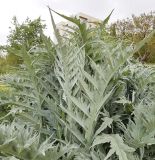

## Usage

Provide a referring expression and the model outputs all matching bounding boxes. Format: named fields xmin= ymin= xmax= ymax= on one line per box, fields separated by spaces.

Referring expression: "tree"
xmin=7 ymin=16 xmax=46 ymax=51
xmin=110 ymin=11 xmax=155 ymax=63
xmin=0 ymin=17 xmax=46 ymax=74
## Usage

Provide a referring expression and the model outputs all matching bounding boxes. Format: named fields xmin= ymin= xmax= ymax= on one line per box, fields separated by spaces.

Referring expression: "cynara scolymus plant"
xmin=0 ymin=7 xmax=155 ymax=160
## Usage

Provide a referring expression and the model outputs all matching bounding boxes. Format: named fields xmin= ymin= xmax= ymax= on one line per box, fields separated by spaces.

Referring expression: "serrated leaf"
xmin=92 ymin=134 xmax=135 ymax=160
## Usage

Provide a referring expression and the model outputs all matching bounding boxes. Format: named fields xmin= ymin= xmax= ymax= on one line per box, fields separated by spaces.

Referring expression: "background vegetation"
xmin=110 ymin=11 xmax=155 ymax=63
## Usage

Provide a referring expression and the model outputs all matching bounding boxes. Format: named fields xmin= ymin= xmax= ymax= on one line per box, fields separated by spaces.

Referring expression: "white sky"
xmin=0 ymin=0 xmax=155 ymax=45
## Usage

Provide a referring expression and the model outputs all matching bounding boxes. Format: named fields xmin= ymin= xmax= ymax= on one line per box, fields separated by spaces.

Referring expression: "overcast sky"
xmin=0 ymin=0 xmax=155 ymax=45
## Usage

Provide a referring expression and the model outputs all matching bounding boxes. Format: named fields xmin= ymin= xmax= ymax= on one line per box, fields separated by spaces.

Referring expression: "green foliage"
xmin=110 ymin=11 xmax=155 ymax=63
xmin=0 ymin=9 xmax=155 ymax=160
xmin=0 ymin=122 xmax=77 ymax=160
xmin=50 ymin=8 xmax=116 ymax=61
xmin=92 ymin=134 xmax=135 ymax=160
xmin=0 ymin=54 xmax=21 ymax=74
xmin=0 ymin=17 xmax=46 ymax=74
xmin=7 ymin=16 xmax=46 ymax=51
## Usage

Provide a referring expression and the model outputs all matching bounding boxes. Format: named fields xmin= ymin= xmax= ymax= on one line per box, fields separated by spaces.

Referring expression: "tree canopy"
xmin=110 ymin=11 xmax=155 ymax=63
xmin=7 ymin=16 xmax=46 ymax=51
xmin=0 ymin=17 xmax=46 ymax=74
